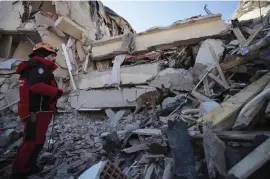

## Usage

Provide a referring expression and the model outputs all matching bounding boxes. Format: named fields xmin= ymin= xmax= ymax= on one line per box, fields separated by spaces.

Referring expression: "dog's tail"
xmin=126 ymin=99 xmax=136 ymax=103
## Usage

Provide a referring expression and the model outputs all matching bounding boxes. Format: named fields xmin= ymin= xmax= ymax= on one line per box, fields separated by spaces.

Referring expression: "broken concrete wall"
xmin=69 ymin=86 xmax=156 ymax=109
xmin=149 ymin=68 xmax=194 ymax=91
xmin=92 ymin=14 xmax=229 ymax=60
xmin=78 ymin=62 xmax=160 ymax=89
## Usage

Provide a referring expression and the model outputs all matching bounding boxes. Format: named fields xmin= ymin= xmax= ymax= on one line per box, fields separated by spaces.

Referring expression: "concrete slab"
xmin=69 ymin=87 xmax=156 ymax=109
xmin=78 ymin=62 xmax=159 ymax=89
xmin=55 ymin=16 xmax=84 ymax=40
xmin=92 ymin=14 xmax=229 ymax=60
xmin=149 ymin=68 xmax=194 ymax=91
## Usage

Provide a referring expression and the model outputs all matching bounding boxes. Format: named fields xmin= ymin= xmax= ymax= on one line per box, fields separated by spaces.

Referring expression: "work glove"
xmin=62 ymin=88 xmax=69 ymax=96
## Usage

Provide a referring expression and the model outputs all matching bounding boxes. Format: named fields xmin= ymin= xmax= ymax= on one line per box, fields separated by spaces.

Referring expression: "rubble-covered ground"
xmin=2 ymin=1 xmax=270 ymax=179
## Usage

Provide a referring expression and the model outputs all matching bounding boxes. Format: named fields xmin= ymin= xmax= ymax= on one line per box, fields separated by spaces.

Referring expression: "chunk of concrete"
xmin=35 ymin=12 xmax=65 ymax=37
xmin=55 ymin=16 xmax=84 ymax=40
xmin=69 ymin=87 xmax=156 ymax=109
xmin=78 ymin=161 xmax=104 ymax=179
xmin=195 ymin=39 xmax=225 ymax=67
xmin=105 ymin=108 xmax=115 ymax=119
xmin=102 ymin=131 xmax=121 ymax=153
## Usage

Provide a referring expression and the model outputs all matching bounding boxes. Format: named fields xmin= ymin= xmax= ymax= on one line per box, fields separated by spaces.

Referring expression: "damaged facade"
xmin=2 ymin=0 xmax=270 ymax=179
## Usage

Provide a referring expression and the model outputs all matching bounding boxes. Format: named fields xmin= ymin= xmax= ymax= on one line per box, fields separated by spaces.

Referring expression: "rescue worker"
xmin=11 ymin=42 xmax=65 ymax=179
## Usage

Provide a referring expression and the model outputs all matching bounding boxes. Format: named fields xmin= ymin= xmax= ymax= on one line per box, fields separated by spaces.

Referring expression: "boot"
xmin=10 ymin=173 xmax=28 ymax=179
xmin=28 ymin=164 xmax=44 ymax=175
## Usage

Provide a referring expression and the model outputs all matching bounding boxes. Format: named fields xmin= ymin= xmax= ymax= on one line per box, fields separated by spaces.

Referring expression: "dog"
xmin=126 ymin=84 xmax=176 ymax=117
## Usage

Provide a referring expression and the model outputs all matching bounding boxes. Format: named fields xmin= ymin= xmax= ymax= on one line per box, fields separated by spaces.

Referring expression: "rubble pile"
xmin=1 ymin=0 xmax=270 ymax=179
xmin=0 ymin=0 xmax=134 ymax=111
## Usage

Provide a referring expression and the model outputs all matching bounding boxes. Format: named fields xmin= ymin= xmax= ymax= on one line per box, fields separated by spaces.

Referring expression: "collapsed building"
xmin=1 ymin=0 xmax=270 ymax=179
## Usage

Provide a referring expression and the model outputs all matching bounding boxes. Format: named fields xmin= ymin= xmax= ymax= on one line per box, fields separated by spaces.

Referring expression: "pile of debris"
xmin=0 ymin=0 xmax=134 ymax=111
xmin=1 ymin=0 xmax=270 ymax=179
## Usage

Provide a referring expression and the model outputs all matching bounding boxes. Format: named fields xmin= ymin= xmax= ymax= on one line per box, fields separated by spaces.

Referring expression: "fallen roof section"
xmin=92 ymin=14 xmax=229 ymax=61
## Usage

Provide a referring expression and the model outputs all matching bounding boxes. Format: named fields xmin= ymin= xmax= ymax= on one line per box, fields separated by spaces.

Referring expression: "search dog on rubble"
xmin=126 ymin=84 xmax=176 ymax=117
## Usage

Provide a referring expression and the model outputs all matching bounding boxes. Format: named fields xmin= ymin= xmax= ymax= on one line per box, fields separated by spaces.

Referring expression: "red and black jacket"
xmin=16 ymin=56 xmax=63 ymax=121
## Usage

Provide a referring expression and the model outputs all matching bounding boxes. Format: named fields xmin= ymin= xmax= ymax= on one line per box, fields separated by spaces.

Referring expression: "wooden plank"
xmin=232 ymin=99 xmax=264 ymax=130
xmin=228 ymin=137 xmax=270 ymax=179
xmin=132 ymin=129 xmax=162 ymax=136
xmin=75 ymin=40 xmax=85 ymax=62
xmin=247 ymin=31 xmax=270 ymax=53
xmin=230 ymin=25 xmax=263 ymax=55
xmin=122 ymin=143 xmax=148 ymax=153
xmin=83 ymin=53 xmax=90 ymax=73
xmin=190 ymin=131 xmax=270 ymax=141
xmin=0 ymin=100 xmax=19 ymax=112
xmin=203 ymin=72 xmax=270 ymax=131
xmin=162 ymin=159 xmax=173 ymax=179
xmin=203 ymin=77 xmax=211 ymax=96
xmin=241 ymin=26 xmax=253 ymax=35
xmin=208 ymin=46 xmax=229 ymax=87
xmin=243 ymin=24 xmax=263 ymax=48
xmin=232 ymin=28 xmax=246 ymax=45
xmin=145 ymin=163 xmax=155 ymax=179
xmin=220 ymin=49 xmax=261 ymax=71
xmin=233 ymin=81 xmax=270 ymax=130
xmin=221 ymin=57 xmax=246 ymax=71
xmin=191 ymin=90 xmax=211 ymax=102
xmin=181 ymin=108 xmax=199 ymax=115
xmin=61 ymin=44 xmax=77 ymax=90
xmin=209 ymin=75 xmax=219 ymax=89
xmin=208 ymin=73 xmax=230 ymax=89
